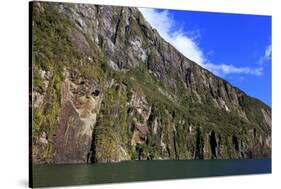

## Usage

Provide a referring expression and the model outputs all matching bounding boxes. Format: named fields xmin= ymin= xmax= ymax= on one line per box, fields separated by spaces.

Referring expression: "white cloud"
xmin=170 ymin=31 xmax=205 ymax=64
xmin=265 ymin=45 xmax=272 ymax=58
xmin=259 ymin=44 xmax=272 ymax=64
xmin=205 ymin=63 xmax=263 ymax=76
xmin=139 ymin=8 xmax=263 ymax=76
xmin=139 ymin=8 xmax=205 ymax=65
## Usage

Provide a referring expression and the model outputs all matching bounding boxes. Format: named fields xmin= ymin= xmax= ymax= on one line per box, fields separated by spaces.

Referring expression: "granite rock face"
xmin=31 ymin=2 xmax=271 ymax=164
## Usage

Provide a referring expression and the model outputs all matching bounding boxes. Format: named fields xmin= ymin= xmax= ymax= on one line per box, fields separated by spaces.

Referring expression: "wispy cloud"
xmin=139 ymin=8 xmax=263 ymax=76
xmin=205 ymin=63 xmax=263 ymax=76
xmin=139 ymin=8 xmax=205 ymax=65
xmin=259 ymin=44 xmax=272 ymax=64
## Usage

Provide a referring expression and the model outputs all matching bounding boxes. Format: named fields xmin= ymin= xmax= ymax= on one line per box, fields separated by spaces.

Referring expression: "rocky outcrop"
xmin=31 ymin=2 xmax=271 ymax=164
xmin=54 ymin=70 xmax=102 ymax=163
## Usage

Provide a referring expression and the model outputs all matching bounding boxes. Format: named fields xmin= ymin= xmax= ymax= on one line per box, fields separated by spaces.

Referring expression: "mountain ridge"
xmin=31 ymin=1 xmax=271 ymax=164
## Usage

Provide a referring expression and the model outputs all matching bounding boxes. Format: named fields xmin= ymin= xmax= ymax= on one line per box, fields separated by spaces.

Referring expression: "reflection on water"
xmin=32 ymin=159 xmax=271 ymax=187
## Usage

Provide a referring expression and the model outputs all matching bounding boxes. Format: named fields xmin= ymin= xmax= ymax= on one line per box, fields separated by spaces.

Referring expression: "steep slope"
xmin=31 ymin=2 xmax=271 ymax=164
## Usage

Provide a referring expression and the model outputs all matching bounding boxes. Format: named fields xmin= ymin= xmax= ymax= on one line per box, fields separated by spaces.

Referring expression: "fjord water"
xmin=32 ymin=159 xmax=271 ymax=187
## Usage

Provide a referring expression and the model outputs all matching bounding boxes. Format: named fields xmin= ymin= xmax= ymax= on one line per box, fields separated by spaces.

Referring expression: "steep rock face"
xmin=54 ymin=70 xmax=102 ymax=163
xmin=31 ymin=2 xmax=271 ymax=164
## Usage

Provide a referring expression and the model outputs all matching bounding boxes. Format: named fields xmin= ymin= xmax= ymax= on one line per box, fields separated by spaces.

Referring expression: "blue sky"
xmin=140 ymin=8 xmax=272 ymax=107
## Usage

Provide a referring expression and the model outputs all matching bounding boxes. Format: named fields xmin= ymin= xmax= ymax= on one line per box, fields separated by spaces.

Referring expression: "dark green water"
xmin=32 ymin=159 xmax=271 ymax=187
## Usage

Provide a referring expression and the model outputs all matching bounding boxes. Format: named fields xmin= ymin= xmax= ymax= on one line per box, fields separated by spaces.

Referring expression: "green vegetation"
xmin=32 ymin=3 xmax=107 ymax=162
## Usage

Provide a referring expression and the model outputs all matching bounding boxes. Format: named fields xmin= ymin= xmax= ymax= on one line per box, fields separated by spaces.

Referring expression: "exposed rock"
xmin=129 ymin=92 xmax=151 ymax=122
xmin=39 ymin=131 xmax=49 ymax=144
xmin=32 ymin=91 xmax=45 ymax=108
xmin=107 ymin=59 xmax=119 ymax=71
xmin=54 ymin=70 xmax=103 ymax=163
xmin=261 ymin=108 xmax=271 ymax=128
xmin=208 ymin=131 xmax=220 ymax=159
xmin=130 ymin=39 xmax=147 ymax=62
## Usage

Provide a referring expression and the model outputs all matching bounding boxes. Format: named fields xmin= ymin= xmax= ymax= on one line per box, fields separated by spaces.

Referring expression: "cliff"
xmin=31 ymin=2 xmax=271 ymax=164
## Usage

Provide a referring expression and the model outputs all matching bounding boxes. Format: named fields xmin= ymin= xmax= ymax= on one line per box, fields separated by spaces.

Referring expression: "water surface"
xmin=32 ymin=159 xmax=271 ymax=187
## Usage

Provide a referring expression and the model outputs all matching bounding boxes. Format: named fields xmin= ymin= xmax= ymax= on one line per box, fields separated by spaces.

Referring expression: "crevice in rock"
xmin=125 ymin=25 xmax=130 ymax=33
xmin=194 ymin=127 xmax=204 ymax=159
xmin=232 ymin=135 xmax=239 ymax=151
xmin=185 ymin=68 xmax=192 ymax=88
xmin=166 ymin=145 xmax=171 ymax=158
xmin=91 ymin=89 xmax=100 ymax=96
xmin=95 ymin=5 xmax=100 ymax=14
xmin=173 ymin=130 xmax=179 ymax=160
xmin=88 ymin=125 xmax=97 ymax=163
xmin=209 ymin=83 xmax=216 ymax=99
xmin=112 ymin=8 xmax=123 ymax=45
xmin=137 ymin=16 xmax=154 ymax=43
xmin=209 ymin=131 xmax=217 ymax=159
xmin=136 ymin=144 xmax=144 ymax=160
xmin=97 ymin=34 xmax=104 ymax=48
